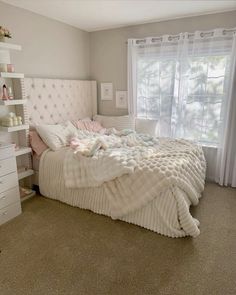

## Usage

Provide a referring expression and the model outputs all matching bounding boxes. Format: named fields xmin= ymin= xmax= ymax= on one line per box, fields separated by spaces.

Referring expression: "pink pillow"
xmin=29 ymin=130 xmax=48 ymax=156
xmin=74 ymin=120 xmax=104 ymax=132
xmin=84 ymin=121 xmax=104 ymax=132
xmin=75 ymin=120 xmax=87 ymax=130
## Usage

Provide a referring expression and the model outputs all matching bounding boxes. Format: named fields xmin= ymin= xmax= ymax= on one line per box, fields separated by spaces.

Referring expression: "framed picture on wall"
xmin=116 ymin=91 xmax=128 ymax=108
xmin=101 ymin=83 xmax=113 ymax=100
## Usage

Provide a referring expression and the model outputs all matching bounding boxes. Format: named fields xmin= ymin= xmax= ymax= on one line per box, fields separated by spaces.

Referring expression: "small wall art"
xmin=116 ymin=90 xmax=128 ymax=108
xmin=101 ymin=82 xmax=113 ymax=101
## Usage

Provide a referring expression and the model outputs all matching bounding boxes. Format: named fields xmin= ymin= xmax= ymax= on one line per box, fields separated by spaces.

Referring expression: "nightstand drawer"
xmin=0 ymin=201 xmax=21 ymax=226
xmin=0 ymin=157 xmax=16 ymax=176
xmin=0 ymin=172 xmax=18 ymax=193
xmin=0 ymin=187 xmax=20 ymax=209
xmin=0 ymin=157 xmax=17 ymax=177
xmin=0 ymin=145 xmax=15 ymax=160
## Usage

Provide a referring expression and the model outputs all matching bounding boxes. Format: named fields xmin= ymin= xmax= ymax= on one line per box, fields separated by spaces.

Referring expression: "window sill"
xmin=199 ymin=143 xmax=217 ymax=149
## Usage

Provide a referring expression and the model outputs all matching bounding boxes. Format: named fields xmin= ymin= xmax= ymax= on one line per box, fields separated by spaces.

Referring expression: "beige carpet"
xmin=0 ymin=183 xmax=236 ymax=295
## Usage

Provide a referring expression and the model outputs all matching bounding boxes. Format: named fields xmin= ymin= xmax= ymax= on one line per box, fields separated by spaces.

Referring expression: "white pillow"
xmin=36 ymin=121 xmax=77 ymax=151
xmin=135 ymin=118 xmax=159 ymax=136
xmin=93 ymin=115 xmax=135 ymax=131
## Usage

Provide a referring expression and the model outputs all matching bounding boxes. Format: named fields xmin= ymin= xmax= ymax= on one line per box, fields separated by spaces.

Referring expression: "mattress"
xmin=39 ymin=148 xmax=201 ymax=238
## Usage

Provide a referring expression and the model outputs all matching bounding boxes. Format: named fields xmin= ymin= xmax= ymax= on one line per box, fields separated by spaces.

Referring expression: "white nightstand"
xmin=0 ymin=143 xmax=21 ymax=225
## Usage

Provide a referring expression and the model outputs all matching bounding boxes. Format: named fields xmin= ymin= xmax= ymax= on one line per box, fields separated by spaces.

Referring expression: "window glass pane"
xmin=137 ymin=58 xmax=160 ymax=119
xmin=137 ymin=58 xmax=175 ymax=120
xmin=136 ymin=50 xmax=229 ymax=145
xmin=185 ymin=55 xmax=227 ymax=144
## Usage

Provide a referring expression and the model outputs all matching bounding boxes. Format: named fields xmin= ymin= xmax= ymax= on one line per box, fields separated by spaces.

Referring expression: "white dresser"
xmin=0 ymin=143 xmax=21 ymax=226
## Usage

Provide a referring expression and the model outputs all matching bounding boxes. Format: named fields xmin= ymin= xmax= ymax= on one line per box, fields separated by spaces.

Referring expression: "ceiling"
xmin=3 ymin=0 xmax=236 ymax=32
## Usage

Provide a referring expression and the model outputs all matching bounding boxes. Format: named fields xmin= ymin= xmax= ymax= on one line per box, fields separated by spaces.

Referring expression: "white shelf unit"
xmin=18 ymin=169 xmax=34 ymax=180
xmin=0 ymin=124 xmax=29 ymax=132
xmin=0 ymin=72 xmax=24 ymax=79
xmin=0 ymin=99 xmax=27 ymax=106
xmin=0 ymin=42 xmax=34 ymax=198
xmin=15 ymin=147 xmax=32 ymax=157
xmin=0 ymin=42 xmax=21 ymax=51
xmin=20 ymin=190 xmax=36 ymax=203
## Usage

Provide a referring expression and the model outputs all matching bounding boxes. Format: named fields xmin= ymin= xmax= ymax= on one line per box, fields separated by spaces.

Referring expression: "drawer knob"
xmin=0 ymin=196 xmax=6 ymax=200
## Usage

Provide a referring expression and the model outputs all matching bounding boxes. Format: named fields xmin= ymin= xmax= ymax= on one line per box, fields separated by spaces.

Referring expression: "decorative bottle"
xmin=2 ymin=84 xmax=8 ymax=100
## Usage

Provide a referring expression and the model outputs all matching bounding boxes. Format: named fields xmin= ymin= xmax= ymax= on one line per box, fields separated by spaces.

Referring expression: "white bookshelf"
xmin=0 ymin=42 xmax=21 ymax=51
xmin=0 ymin=42 xmax=34 ymax=202
xmin=20 ymin=190 xmax=36 ymax=203
xmin=0 ymin=72 xmax=24 ymax=79
xmin=15 ymin=147 xmax=32 ymax=157
xmin=0 ymin=99 xmax=27 ymax=106
xmin=0 ymin=124 xmax=29 ymax=132
xmin=18 ymin=169 xmax=34 ymax=180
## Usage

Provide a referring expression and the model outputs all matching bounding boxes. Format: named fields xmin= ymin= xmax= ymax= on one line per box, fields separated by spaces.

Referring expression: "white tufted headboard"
xmin=24 ymin=78 xmax=97 ymax=125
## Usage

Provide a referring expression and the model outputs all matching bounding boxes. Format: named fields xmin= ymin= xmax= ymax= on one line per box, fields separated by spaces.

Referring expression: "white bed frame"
xmin=24 ymin=77 xmax=97 ymax=185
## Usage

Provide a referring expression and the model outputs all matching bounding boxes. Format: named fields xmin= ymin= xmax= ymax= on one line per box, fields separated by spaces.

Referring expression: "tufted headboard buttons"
xmin=24 ymin=78 xmax=97 ymax=126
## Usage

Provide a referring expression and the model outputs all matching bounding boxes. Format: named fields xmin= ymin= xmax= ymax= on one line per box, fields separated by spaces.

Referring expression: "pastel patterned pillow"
xmin=74 ymin=120 xmax=104 ymax=133
xmin=29 ymin=130 xmax=48 ymax=156
xmin=84 ymin=121 xmax=104 ymax=132
xmin=75 ymin=120 xmax=87 ymax=130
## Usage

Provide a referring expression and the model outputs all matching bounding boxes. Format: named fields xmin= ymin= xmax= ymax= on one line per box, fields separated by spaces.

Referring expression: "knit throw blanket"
xmin=64 ymin=130 xmax=206 ymax=219
xmin=64 ymin=130 xmax=158 ymax=188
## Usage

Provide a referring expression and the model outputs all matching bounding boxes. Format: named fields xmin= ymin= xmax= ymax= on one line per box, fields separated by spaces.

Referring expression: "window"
xmin=133 ymin=40 xmax=231 ymax=146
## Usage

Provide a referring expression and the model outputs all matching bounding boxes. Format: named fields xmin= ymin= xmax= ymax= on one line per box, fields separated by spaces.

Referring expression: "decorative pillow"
xmin=93 ymin=115 xmax=135 ymax=131
xmin=74 ymin=119 xmax=104 ymax=133
xmin=72 ymin=117 xmax=91 ymax=129
xmin=29 ymin=130 xmax=48 ymax=156
xmin=75 ymin=120 xmax=87 ymax=130
xmin=135 ymin=118 xmax=159 ymax=136
xmin=36 ymin=121 xmax=77 ymax=151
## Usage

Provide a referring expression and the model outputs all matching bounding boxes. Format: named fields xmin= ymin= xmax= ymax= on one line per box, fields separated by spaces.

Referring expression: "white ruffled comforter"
xmin=64 ymin=130 xmax=158 ymax=188
xmin=64 ymin=131 xmax=206 ymax=220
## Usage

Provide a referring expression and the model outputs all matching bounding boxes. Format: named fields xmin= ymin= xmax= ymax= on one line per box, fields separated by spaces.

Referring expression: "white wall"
xmin=0 ymin=1 xmax=90 ymax=79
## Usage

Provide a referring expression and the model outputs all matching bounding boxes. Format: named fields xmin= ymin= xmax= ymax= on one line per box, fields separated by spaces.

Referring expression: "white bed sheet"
xmin=39 ymin=148 xmax=201 ymax=238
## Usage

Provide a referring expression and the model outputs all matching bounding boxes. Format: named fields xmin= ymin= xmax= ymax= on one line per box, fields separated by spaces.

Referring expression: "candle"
xmin=0 ymin=63 xmax=7 ymax=72
xmin=7 ymin=64 xmax=14 ymax=73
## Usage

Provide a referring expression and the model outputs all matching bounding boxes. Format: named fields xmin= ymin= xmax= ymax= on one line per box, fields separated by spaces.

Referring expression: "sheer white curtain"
xmin=215 ymin=36 xmax=236 ymax=186
xmin=128 ymin=29 xmax=236 ymax=187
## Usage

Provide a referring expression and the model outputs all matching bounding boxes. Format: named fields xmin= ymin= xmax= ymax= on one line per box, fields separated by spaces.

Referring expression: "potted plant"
xmin=0 ymin=26 xmax=11 ymax=42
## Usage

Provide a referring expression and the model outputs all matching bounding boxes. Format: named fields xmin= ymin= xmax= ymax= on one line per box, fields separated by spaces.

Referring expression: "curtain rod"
xmin=125 ymin=28 xmax=236 ymax=44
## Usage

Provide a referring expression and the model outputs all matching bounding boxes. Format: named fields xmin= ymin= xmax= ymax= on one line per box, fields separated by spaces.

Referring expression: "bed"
xmin=25 ymin=78 xmax=206 ymax=238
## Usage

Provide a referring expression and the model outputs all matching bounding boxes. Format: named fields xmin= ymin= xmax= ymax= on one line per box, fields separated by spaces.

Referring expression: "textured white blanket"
xmin=64 ymin=131 xmax=206 ymax=220
xmin=64 ymin=131 xmax=157 ymax=188
xmin=105 ymin=138 xmax=206 ymax=219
